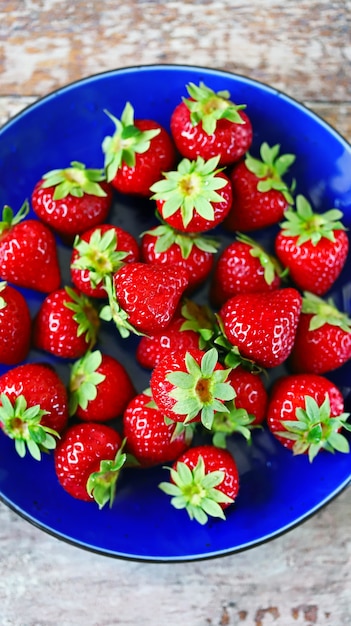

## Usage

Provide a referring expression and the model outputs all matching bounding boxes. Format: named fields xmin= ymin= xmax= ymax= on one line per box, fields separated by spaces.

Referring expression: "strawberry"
xmin=31 ymin=161 xmax=113 ymax=241
xmin=159 ymin=444 xmax=239 ymax=524
xmin=100 ymin=262 xmax=189 ymax=337
xmin=0 ymin=362 xmax=68 ymax=459
xmin=33 ymin=286 xmax=100 ymax=359
xmin=0 ymin=281 xmax=31 ymax=365
xmin=68 ymin=349 xmax=135 ymax=421
xmin=149 ymin=156 xmax=232 ymax=233
xmin=70 ymin=224 xmax=140 ymax=298
xmin=54 ymin=421 xmax=126 ymax=507
xmin=289 ymin=292 xmax=351 ymax=374
xmin=219 ymin=287 xmax=302 ymax=369
xmin=150 ymin=347 xmax=235 ymax=430
xmin=140 ymin=221 xmax=219 ymax=292
xmin=170 ymin=81 xmax=252 ymax=166
xmin=275 ymin=195 xmax=349 ymax=295
xmin=136 ymin=313 xmax=200 ymax=370
xmin=210 ymin=233 xmax=284 ymax=309
xmin=224 ymin=142 xmax=295 ymax=232
xmin=102 ymin=102 xmax=176 ymax=197
xmin=122 ymin=390 xmax=192 ymax=468
xmin=266 ymin=373 xmax=351 ymax=462
xmin=0 ymin=201 xmax=61 ymax=293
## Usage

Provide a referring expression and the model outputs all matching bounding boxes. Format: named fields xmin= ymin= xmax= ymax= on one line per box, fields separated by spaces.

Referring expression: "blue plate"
xmin=0 ymin=64 xmax=350 ymax=562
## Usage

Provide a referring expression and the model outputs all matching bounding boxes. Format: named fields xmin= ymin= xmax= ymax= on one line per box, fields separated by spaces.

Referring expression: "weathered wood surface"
xmin=0 ymin=2 xmax=350 ymax=625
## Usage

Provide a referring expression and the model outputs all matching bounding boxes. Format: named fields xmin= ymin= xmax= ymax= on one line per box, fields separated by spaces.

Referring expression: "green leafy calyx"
xmin=236 ymin=232 xmax=286 ymax=285
xmin=166 ymin=347 xmax=235 ymax=429
xmin=159 ymin=455 xmax=234 ymax=524
xmin=301 ymin=292 xmax=351 ymax=332
xmin=68 ymin=349 xmax=106 ymax=416
xmin=72 ymin=228 xmax=129 ymax=289
xmin=279 ymin=195 xmax=346 ymax=246
xmin=245 ymin=142 xmax=295 ymax=203
xmin=211 ymin=401 xmax=256 ymax=448
xmin=183 ymin=81 xmax=246 ymax=135
xmin=40 ymin=161 xmax=107 ymax=200
xmin=150 ymin=155 xmax=227 ymax=228
xmin=86 ymin=439 xmax=127 ymax=509
xmin=0 ymin=200 xmax=30 ymax=235
xmin=64 ymin=287 xmax=100 ymax=349
xmin=99 ymin=275 xmax=143 ymax=339
xmin=143 ymin=223 xmax=220 ymax=259
xmin=102 ymin=103 xmax=161 ymax=182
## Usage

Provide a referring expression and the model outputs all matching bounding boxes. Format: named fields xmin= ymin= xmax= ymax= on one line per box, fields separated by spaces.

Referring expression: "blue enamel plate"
xmin=0 ymin=65 xmax=350 ymax=561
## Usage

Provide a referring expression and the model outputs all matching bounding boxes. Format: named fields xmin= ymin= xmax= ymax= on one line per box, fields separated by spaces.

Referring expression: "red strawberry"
xmin=159 ymin=444 xmax=239 ymax=524
xmin=31 ymin=161 xmax=113 ymax=241
xmin=122 ymin=391 xmax=192 ymax=468
xmin=100 ymin=262 xmax=189 ymax=337
xmin=150 ymin=347 xmax=235 ymax=430
xmin=0 ymin=362 xmax=68 ymax=459
xmin=289 ymin=292 xmax=351 ymax=374
xmin=68 ymin=349 xmax=135 ymax=421
xmin=266 ymin=373 xmax=351 ymax=461
xmin=275 ymin=195 xmax=349 ymax=295
xmin=224 ymin=142 xmax=295 ymax=232
xmin=102 ymin=102 xmax=176 ymax=197
xmin=70 ymin=224 xmax=140 ymax=298
xmin=170 ymin=81 xmax=252 ymax=166
xmin=0 ymin=201 xmax=61 ymax=293
xmin=150 ymin=156 xmax=232 ymax=233
xmin=54 ymin=422 xmax=126 ymax=507
xmin=136 ymin=313 xmax=200 ymax=370
xmin=219 ymin=287 xmax=302 ymax=368
xmin=140 ymin=222 xmax=219 ymax=292
xmin=210 ymin=233 xmax=284 ymax=309
xmin=0 ymin=281 xmax=31 ymax=365
xmin=33 ymin=286 xmax=100 ymax=359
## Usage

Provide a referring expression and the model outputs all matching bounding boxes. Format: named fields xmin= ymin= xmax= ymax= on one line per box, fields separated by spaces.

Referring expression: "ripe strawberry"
xmin=159 ymin=444 xmax=239 ymax=524
xmin=150 ymin=156 xmax=232 ymax=233
xmin=102 ymin=102 xmax=176 ymax=197
xmin=31 ymin=161 xmax=113 ymax=241
xmin=0 ymin=362 xmax=68 ymax=459
xmin=219 ymin=287 xmax=302 ymax=368
xmin=150 ymin=347 xmax=235 ymax=430
xmin=33 ymin=286 xmax=100 ymax=359
xmin=70 ymin=224 xmax=140 ymax=298
xmin=224 ymin=142 xmax=295 ymax=232
xmin=140 ymin=222 xmax=219 ymax=292
xmin=68 ymin=349 xmax=135 ymax=421
xmin=100 ymin=262 xmax=189 ymax=337
xmin=266 ymin=373 xmax=351 ymax=462
xmin=0 ymin=201 xmax=61 ymax=293
xmin=122 ymin=391 xmax=192 ymax=468
xmin=275 ymin=195 xmax=349 ymax=295
xmin=136 ymin=313 xmax=200 ymax=370
xmin=210 ymin=233 xmax=284 ymax=308
xmin=54 ymin=422 xmax=126 ymax=507
xmin=170 ymin=81 xmax=252 ymax=166
xmin=0 ymin=281 xmax=31 ymax=365
xmin=289 ymin=292 xmax=351 ymax=374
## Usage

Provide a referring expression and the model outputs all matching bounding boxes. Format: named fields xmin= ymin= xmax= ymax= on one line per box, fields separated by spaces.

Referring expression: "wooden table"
xmin=0 ymin=2 xmax=350 ymax=625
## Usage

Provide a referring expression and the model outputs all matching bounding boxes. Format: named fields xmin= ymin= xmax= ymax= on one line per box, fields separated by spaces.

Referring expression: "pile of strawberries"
xmin=0 ymin=81 xmax=350 ymax=525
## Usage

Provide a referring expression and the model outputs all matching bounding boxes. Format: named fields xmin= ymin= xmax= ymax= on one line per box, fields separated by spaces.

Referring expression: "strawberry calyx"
xmin=150 ymin=155 xmax=227 ymax=228
xmin=99 ymin=275 xmax=143 ymax=339
xmin=68 ymin=349 xmax=106 ymax=416
xmin=0 ymin=393 xmax=59 ymax=460
xmin=40 ymin=161 xmax=108 ymax=200
xmin=159 ymin=455 xmax=234 ymax=524
xmin=183 ymin=81 xmax=246 ymax=135
xmin=86 ymin=438 xmax=127 ymax=509
xmin=102 ymin=103 xmax=161 ymax=182
xmin=236 ymin=233 xmax=287 ymax=285
xmin=0 ymin=281 xmax=8 ymax=309
xmin=72 ymin=228 xmax=129 ymax=289
xmin=279 ymin=195 xmax=347 ymax=246
xmin=166 ymin=347 xmax=235 ymax=430
xmin=0 ymin=200 xmax=30 ymax=235
xmin=245 ymin=142 xmax=296 ymax=203
xmin=64 ymin=286 xmax=100 ymax=349
xmin=301 ymin=292 xmax=351 ymax=332
xmin=211 ymin=401 xmax=256 ymax=447
xmin=143 ymin=222 xmax=220 ymax=259
xmin=278 ymin=394 xmax=351 ymax=462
